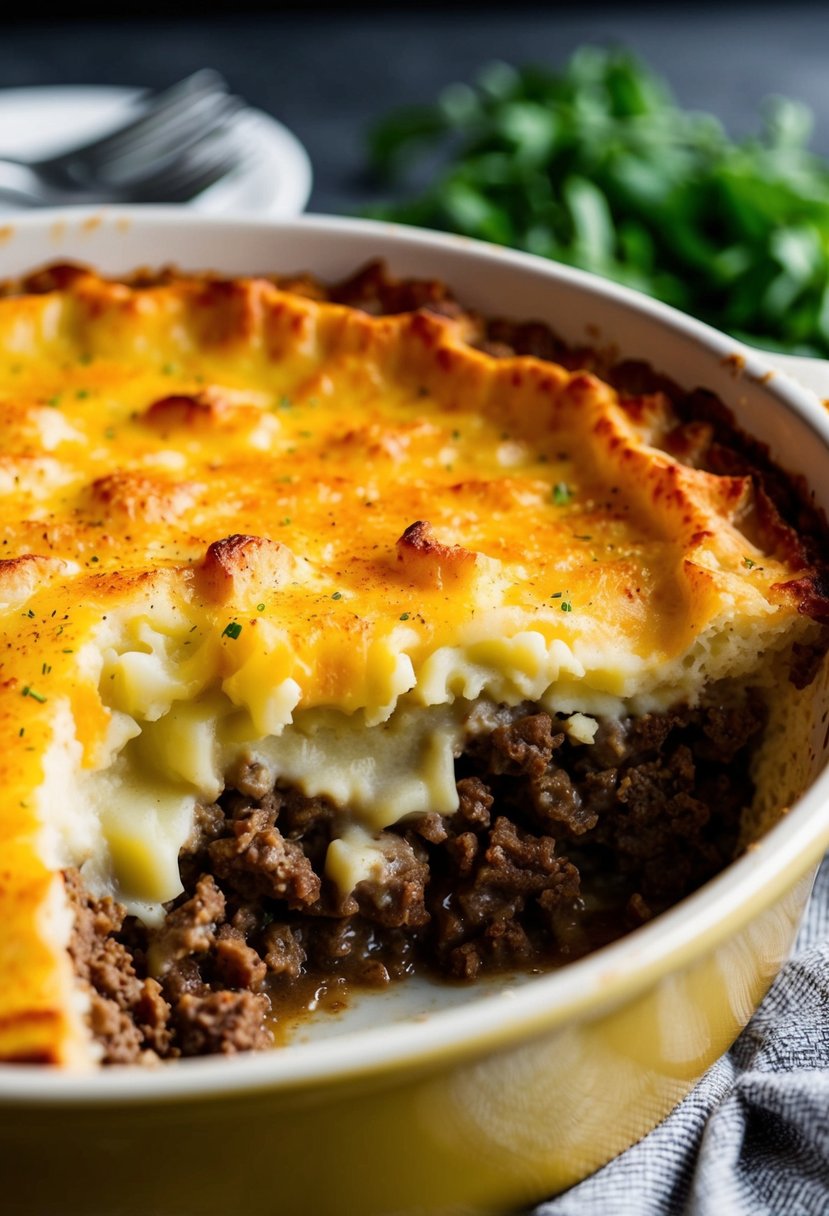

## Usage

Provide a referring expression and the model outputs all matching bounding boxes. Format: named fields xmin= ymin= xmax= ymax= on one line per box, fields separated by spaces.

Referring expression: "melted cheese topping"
xmin=0 ymin=269 xmax=817 ymax=1063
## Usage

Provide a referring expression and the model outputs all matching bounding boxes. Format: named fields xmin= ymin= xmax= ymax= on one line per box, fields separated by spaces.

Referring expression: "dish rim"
xmin=1 ymin=207 xmax=829 ymax=1104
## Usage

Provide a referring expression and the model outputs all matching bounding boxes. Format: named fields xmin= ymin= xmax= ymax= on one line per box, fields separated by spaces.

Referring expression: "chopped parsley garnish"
xmin=560 ymin=600 xmax=573 ymax=613
xmin=280 ymin=516 xmax=292 ymax=526
xmin=452 ymin=429 xmax=461 ymax=440
xmin=399 ymin=611 xmax=410 ymax=620
xmin=222 ymin=621 xmax=243 ymax=640
xmin=22 ymin=686 xmax=47 ymax=703
xmin=256 ymin=602 xmax=266 ymax=612
xmin=89 ymin=555 xmax=99 ymax=563
xmin=331 ymin=591 xmax=343 ymax=600
xmin=574 ymin=534 xmax=592 ymax=541
xmin=76 ymin=389 xmax=89 ymax=399
xmin=162 ymin=363 xmax=176 ymax=376
xmin=743 ymin=556 xmax=757 ymax=569
xmin=277 ymin=395 xmax=293 ymax=410
xmin=552 ymin=482 xmax=572 ymax=505
xmin=45 ymin=395 xmax=61 ymax=408
xmin=41 ymin=663 xmax=51 ymax=675
xmin=550 ymin=591 xmax=563 ymax=599
xmin=104 ymin=427 xmax=116 ymax=440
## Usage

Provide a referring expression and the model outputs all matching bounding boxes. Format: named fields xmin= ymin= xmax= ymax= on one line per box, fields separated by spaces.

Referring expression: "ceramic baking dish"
xmin=1 ymin=210 xmax=829 ymax=1216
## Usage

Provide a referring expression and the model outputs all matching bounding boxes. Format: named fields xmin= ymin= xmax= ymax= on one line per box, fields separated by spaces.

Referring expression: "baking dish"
xmin=1 ymin=209 xmax=829 ymax=1216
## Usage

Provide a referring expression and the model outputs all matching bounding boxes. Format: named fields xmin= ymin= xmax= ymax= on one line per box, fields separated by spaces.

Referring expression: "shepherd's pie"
xmin=0 ymin=261 xmax=826 ymax=1066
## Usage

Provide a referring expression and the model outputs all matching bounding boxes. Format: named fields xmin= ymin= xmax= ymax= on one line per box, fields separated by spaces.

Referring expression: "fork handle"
xmin=0 ymin=159 xmax=54 ymax=205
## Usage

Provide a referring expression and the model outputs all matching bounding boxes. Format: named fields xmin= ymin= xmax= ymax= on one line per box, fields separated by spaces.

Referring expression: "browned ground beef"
xmin=67 ymin=698 xmax=764 ymax=1064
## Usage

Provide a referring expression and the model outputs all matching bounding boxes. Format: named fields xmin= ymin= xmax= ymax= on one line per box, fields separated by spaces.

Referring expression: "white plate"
xmin=0 ymin=85 xmax=312 ymax=217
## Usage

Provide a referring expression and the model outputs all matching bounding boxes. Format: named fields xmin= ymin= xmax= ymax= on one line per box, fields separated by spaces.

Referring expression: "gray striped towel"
xmin=536 ymin=854 xmax=829 ymax=1216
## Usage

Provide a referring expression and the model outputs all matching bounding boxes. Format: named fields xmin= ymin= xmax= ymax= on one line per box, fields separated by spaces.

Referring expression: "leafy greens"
xmin=366 ymin=48 xmax=829 ymax=355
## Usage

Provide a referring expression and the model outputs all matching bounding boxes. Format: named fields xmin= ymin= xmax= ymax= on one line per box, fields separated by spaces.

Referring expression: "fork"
xmin=0 ymin=70 xmax=254 ymax=206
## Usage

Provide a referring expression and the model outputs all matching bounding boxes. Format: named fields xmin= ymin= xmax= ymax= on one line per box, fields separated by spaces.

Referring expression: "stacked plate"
xmin=0 ymin=85 xmax=312 ymax=217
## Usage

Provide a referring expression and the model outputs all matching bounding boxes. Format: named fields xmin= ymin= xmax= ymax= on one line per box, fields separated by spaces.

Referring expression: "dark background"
xmin=1 ymin=3 xmax=829 ymax=215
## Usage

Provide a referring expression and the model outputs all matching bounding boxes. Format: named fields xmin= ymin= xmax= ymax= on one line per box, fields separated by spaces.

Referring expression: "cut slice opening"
xmin=66 ymin=693 xmax=766 ymax=1064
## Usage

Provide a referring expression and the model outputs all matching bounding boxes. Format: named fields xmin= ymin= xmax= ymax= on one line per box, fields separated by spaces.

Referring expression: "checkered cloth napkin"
xmin=535 ymin=853 xmax=829 ymax=1216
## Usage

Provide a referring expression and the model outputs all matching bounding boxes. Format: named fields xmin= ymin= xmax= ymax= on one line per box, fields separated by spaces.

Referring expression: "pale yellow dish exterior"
xmin=0 ymin=868 xmax=814 ymax=1216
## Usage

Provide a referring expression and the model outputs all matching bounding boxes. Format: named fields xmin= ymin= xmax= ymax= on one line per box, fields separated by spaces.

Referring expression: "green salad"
xmin=367 ymin=48 xmax=829 ymax=355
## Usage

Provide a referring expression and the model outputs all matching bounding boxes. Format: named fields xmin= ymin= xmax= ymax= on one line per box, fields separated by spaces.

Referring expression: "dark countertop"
xmin=1 ymin=5 xmax=829 ymax=215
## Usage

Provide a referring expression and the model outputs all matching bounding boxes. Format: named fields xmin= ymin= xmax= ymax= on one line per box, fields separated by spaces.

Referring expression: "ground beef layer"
xmin=67 ymin=698 xmax=764 ymax=1064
